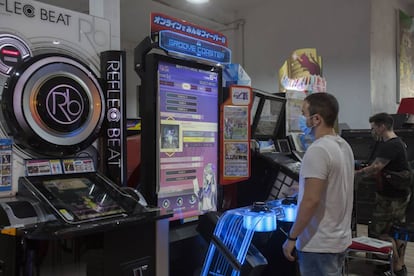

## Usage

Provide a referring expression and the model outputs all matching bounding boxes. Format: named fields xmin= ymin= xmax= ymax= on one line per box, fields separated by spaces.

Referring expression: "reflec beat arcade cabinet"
xmin=0 ymin=2 xmax=171 ymax=275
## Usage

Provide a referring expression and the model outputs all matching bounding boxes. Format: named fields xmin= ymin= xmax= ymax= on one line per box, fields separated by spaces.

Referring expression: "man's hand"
xmin=282 ymin=239 xmax=296 ymax=262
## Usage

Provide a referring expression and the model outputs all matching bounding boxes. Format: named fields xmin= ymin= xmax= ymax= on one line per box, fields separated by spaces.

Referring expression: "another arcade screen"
xmin=27 ymin=174 xmax=126 ymax=224
xmin=157 ymin=58 xmax=220 ymax=221
xmin=251 ymin=90 xmax=286 ymax=141
xmin=341 ymin=129 xmax=376 ymax=163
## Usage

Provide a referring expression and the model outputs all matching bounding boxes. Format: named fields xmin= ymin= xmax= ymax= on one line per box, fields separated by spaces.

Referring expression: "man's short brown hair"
xmin=305 ymin=92 xmax=339 ymax=127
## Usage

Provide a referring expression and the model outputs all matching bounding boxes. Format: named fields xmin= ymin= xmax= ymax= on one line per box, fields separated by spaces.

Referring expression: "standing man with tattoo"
xmin=356 ymin=112 xmax=411 ymax=276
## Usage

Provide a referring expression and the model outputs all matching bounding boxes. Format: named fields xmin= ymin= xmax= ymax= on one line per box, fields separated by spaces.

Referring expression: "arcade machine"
xmin=231 ymin=48 xmax=327 ymax=276
xmin=230 ymin=89 xmax=300 ymax=276
xmin=197 ymin=88 xmax=300 ymax=276
xmin=200 ymin=202 xmax=276 ymax=276
xmin=134 ymin=12 xmax=233 ymax=275
xmin=0 ymin=2 xmax=171 ymax=275
xmin=237 ymin=89 xmax=300 ymax=208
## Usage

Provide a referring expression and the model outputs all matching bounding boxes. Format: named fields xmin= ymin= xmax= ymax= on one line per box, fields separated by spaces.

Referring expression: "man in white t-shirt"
xmin=282 ymin=92 xmax=355 ymax=276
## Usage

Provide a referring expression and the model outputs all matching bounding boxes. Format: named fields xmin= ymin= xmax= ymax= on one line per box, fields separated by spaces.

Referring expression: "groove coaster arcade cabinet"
xmin=135 ymin=12 xmax=231 ymax=275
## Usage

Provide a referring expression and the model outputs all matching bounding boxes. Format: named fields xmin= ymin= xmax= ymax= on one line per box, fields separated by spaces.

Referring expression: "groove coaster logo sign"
xmin=0 ymin=0 xmax=72 ymax=26
xmin=46 ymin=84 xmax=84 ymax=125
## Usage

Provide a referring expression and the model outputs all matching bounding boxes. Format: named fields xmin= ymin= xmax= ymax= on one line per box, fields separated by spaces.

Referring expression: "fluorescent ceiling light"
xmin=186 ymin=0 xmax=209 ymax=4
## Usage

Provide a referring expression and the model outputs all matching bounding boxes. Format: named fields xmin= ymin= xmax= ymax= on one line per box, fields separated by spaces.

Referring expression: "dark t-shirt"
xmin=376 ymin=137 xmax=409 ymax=171
xmin=374 ymin=137 xmax=410 ymax=197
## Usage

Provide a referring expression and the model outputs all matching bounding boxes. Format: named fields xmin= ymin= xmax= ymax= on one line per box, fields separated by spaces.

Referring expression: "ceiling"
xmin=37 ymin=0 xmax=270 ymax=25
xmin=32 ymin=0 xmax=414 ymax=38
xmin=151 ymin=0 xmax=270 ymax=25
xmin=36 ymin=0 xmax=414 ymax=25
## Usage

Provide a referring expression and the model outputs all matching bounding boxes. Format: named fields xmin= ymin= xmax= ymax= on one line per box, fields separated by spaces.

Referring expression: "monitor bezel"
xmin=140 ymin=52 xmax=222 ymax=221
xmin=250 ymin=89 xmax=286 ymax=141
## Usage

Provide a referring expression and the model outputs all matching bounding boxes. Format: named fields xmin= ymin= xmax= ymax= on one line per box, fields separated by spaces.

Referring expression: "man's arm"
xmin=282 ymin=177 xmax=326 ymax=261
xmin=356 ymin=157 xmax=389 ymax=177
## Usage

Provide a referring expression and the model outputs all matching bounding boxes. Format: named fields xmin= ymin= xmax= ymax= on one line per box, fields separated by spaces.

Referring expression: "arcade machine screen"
xmin=341 ymin=129 xmax=376 ymax=163
xmin=156 ymin=58 xmax=220 ymax=221
xmin=23 ymin=174 xmax=127 ymax=224
xmin=251 ymin=91 xmax=286 ymax=142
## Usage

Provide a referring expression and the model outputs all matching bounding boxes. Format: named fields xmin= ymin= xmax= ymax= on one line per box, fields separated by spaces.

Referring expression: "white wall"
xmin=371 ymin=0 xmax=411 ymax=115
xmin=120 ymin=0 xmax=413 ymax=129
xmin=237 ymin=0 xmax=371 ymax=129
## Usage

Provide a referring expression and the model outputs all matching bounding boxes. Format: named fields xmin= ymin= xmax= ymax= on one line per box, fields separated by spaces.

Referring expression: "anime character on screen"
xmin=161 ymin=126 xmax=179 ymax=149
xmin=198 ymin=163 xmax=217 ymax=212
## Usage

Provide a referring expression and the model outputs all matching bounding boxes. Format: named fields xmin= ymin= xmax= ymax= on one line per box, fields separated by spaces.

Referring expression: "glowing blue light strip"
xmin=201 ymin=205 xmax=279 ymax=275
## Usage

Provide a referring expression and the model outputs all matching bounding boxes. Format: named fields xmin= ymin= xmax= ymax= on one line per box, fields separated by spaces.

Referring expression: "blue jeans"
xmin=297 ymin=250 xmax=346 ymax=276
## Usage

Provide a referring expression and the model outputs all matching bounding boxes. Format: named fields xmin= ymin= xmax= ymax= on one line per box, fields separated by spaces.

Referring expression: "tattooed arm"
xmin=356 ymin=157 xmax=390 ymax=177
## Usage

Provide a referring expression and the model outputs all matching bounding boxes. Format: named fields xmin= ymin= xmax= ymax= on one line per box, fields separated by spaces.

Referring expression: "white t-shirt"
xmin=296 ymin=135 xmax=355 ymax=253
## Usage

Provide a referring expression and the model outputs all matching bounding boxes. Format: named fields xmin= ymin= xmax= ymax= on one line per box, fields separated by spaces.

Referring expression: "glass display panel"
xmin=255 ymin=99 xmax=284 ymax=136
xmin=250 ymin=95 xmax=260 ymax=125
xmin=39 ymin=177 xmax=126 ymax=223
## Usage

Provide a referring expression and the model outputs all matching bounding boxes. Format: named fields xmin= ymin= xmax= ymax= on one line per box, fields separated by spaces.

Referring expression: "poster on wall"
xmin=220 ymin=86 xmax=251 ymax=184
xmin=224 ymin=105 xmax=249 ymax=177
xmin=0 ymin=139 xmax=12 ymax=195
xmin=223 ymin=142 xmax=249 ymax=177
xmin=399 ymin=10 xmax=414 ymax=101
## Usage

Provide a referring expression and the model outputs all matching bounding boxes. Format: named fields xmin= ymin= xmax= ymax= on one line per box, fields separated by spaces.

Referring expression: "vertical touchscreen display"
xmin=157 ymin=61 xmax=219 ymax=220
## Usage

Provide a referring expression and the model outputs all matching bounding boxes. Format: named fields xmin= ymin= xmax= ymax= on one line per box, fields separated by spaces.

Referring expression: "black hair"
xmin=369 ymin=112 xmax=394 ymax=130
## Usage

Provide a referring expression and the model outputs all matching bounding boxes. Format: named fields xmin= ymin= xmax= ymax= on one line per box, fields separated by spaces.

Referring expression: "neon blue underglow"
xmin=243 ymin=211 xmax=277 ymax=232
xmin=282 ymin=204 xmax=297 ymax=222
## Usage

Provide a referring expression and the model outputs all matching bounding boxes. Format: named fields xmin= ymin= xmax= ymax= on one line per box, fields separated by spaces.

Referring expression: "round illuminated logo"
xmin=45 ymin=84 xmax=85 ymax=125
xmin=35 ymin=76 xmax=89 ymax=133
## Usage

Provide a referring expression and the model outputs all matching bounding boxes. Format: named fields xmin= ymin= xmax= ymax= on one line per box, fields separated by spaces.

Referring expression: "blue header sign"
xmin=159 ymin=30 xmax=231 ymax=64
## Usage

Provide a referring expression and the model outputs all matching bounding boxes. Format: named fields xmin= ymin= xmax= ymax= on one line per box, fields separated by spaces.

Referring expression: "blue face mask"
xmin=298 ymin=115 xmax=315 ymax=148
xmin=298 ymin=115 xmax=314 ymax=135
